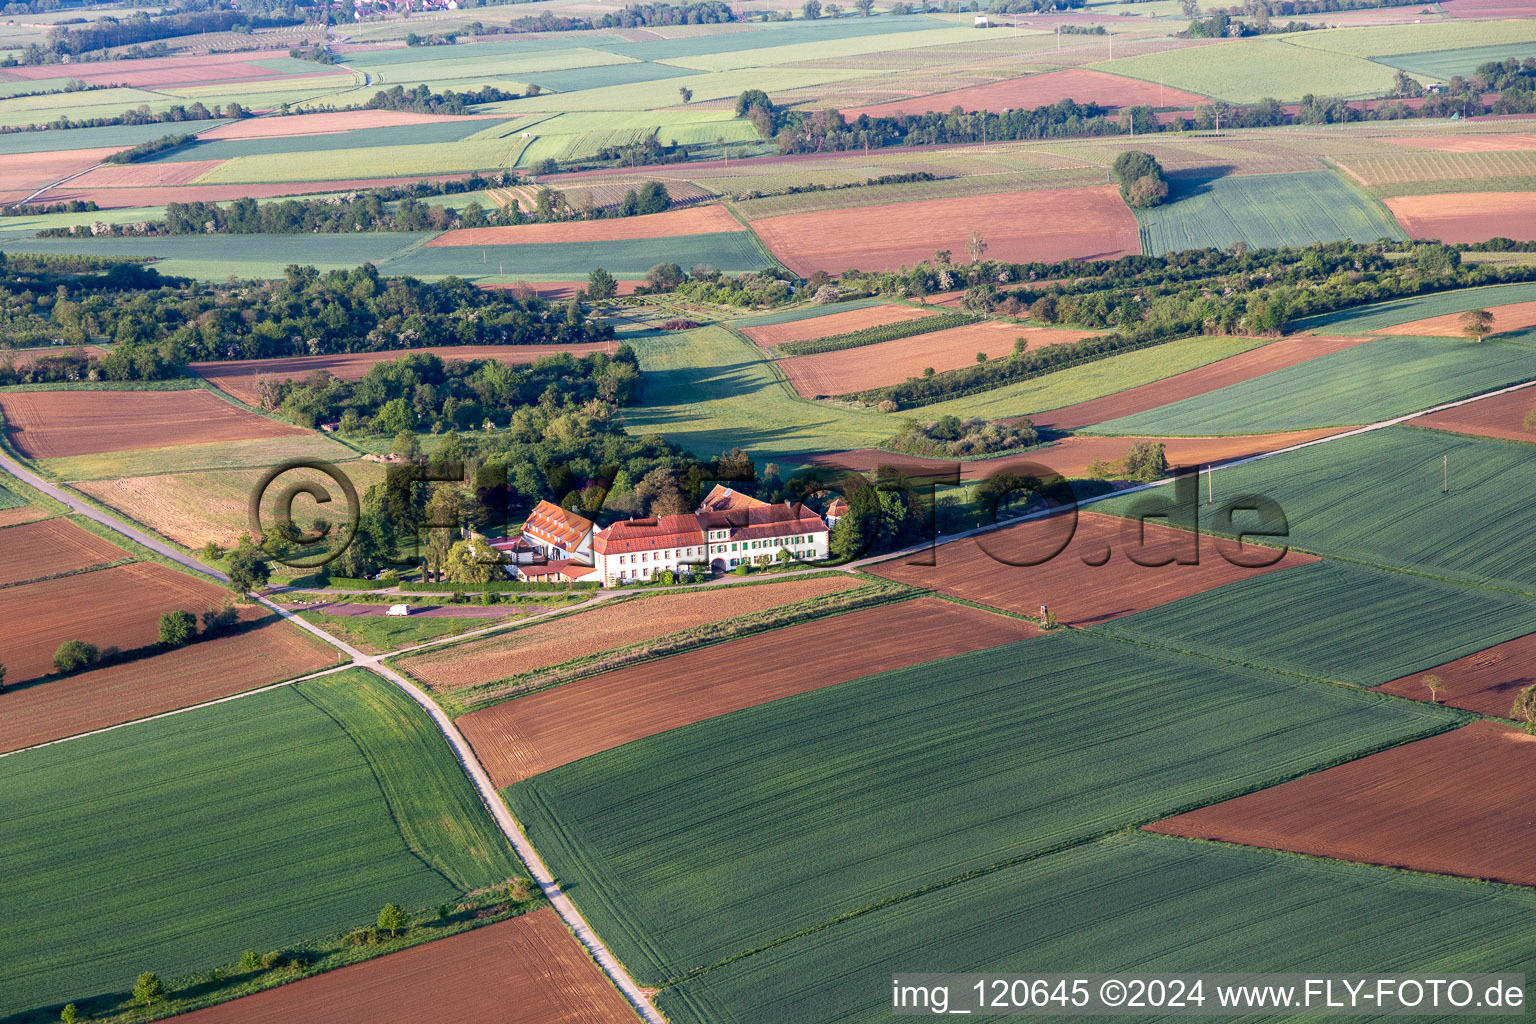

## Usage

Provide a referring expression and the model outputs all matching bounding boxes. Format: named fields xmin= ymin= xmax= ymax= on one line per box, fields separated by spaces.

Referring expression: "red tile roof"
xmin=699 ymin=484 xmax=768 ymax=512
xmin=697 ymin=502 xmax=827 ymax=541
xmin=522 ymin=500 xmax=593 ymax=550
xmin=593 ymin=514 xmax=706 ymax=556
xmin=521 ymin=559 xmax=597 ymax=580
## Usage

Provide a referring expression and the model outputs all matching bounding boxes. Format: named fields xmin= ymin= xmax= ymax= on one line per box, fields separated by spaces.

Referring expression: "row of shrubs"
xmin=46 ymin=603 xmax=241 ymax=676
xmin=399 ymin=578 xmax=600 ymax=593
xmin=775 ymin=310 xmax=982 ymax=356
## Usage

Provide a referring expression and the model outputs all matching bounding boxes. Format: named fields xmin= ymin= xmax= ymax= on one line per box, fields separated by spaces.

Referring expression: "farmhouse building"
xmin=509 ymin=486 xmax=830 ymax=586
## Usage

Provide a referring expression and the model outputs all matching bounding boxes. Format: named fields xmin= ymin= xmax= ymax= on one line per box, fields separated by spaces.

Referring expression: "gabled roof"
xmin=699 ymin=484 xmax=768 ymax=513
xmin=697 ymin=501 xmax=827 ymax=541
xmin=522 ymin=559 xmax=597 ymax=580
xmin=522 ymin=500 xmax=594 ymax=550
xmin=593 ymin=514 xmax=706 ymax=556
xmin=826 ymin=497 xmax=850 ymax=516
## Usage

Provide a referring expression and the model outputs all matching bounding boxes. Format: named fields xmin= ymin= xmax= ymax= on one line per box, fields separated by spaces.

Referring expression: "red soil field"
xmin=1148 ymin=721 xmax=1536 ymax=887
xmin=0 ymin=345 xmax=107 ymax=369
xmin=201 ymin=110 xmax=507 ymax=140
xmin=1385 ymin=192 xmax=1536 ymax=244
xmin=780 ymin=323 xmax=1095 ymax=397
xmin=0 ymin=518 xmax=127 ymax=587
xmin=1383 ymin=134 xmax=1536 ymax=153
xmin=0 ymin=506 xmax=51 ymax=527
xmin=752 ymin=188 xmax=1140 ymax=276
xmin=841 ymin=69 xmax=1208 ymax=120
xmin=176 ymin=910 xmax=638 ymax=1024
xmin=1381 ymin=299 xmax=1536 ymax=338
xmin=67 ymin=159 xmax=227 ymax=189
xmin=741 ymin=303 xmax=935 ymax=348
xmin=1026 ymin=335 xmax=1374 ymax=431
xmin=460 ymin=597 xmax=1036 ymax=786
xmin=869 ymin=510 xmax=1315 ymax=623
xmin=0 ymin=388 xmax=310 ymax=459
xmin=0 ymin=148 xmax=122 ymax=193
xmin=1 ymin=53 xmax=348 ymax=88
xmin=0 ymin=610 xmax=335 ymax=753
xmin=426 ymin=205 xmax=743 ymax=246
xmin=1438 ymin=0 xmax=1534 ymax=16
xmin=1373 ymin=631 xmax=1536 ymax=717
xmin=807 ymin=428 xmax=1342 ymax=482
xmin=191 ymin=343 xmax=621 ymax=405
xmin=1410 ymin=384 xmax=1536 ymax=443
xmin=0 ymin=562 xmax=231 ymax=683
xmin=398 ymin=575 xmax=867 ymax=696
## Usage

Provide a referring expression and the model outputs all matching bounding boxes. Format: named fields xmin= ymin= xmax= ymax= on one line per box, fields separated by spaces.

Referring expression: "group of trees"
xmin=361 ymin=83 xmax=523 ymax=116
xmin=2 ymin=97 xmax=251 ymax=135
xmin=885 ymin=414 xmax=1039 ymax=458
xmin=44 ymin=600 xmax=242 ymax=676
xmin=1112 ymin=150 xmax=1170 ymax=209
xmin=101 ymin=133 xmax=196 ymax=165
xmin=7 ymin=9 xmax=301 ymax=64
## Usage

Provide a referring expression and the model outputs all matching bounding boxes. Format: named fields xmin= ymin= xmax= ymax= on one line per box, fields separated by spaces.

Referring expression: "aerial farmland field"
xmin=3 ymin=3 xmax=1535 ymax=1019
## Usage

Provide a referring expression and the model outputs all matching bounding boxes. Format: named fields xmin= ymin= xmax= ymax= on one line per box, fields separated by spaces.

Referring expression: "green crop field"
xmin=196 ymin=138 xmax=526 ymax=183
xmin=1093 ymin=424 xmax=1536 ymax=592
xmin=658 ymin=833 xmax=1536 ymax=1024
xmin=1135 ymin=171 xmax=1406 ymax=256
xmin=5 ymin=234 xmax=436 ymax=283
xmin=384 ymin=231 xmax=771 ymax=279
xmin=347 ymin=45 xmax=635 ymax=87
xmin=657 ymin=25 xmax=990 ymax=73
xmin=0 ymin=668 xmax=522 ymax=1018
xmin=298 ymin=611 xmax=501 ymax=653
xmin=1093 ymin=37 xmax=1411 ymax=102
xmin=1291 ymin=282 xmax=1536 ymax=334
xmin=1093 ymin=558 xmax=1536 ymax=685
xmin=506 ymin=629 xmax=1455 ymax=984
xmin=477 ymin=66 xmax=883 ymax=114
xmin=1284 ymin=20 xmax=1536 ymax=58
xmin=1377 ymin=43 xmax=1536 ymax=80
xmin=0 ymin=119 xmax=226 ymax=155
xmin=1085 ymin=335 xmax=1536 ymax=435
xmin=149 ymin=118 xmax=513 ymax=163
xmin=0 ymin=478 xmax=24 ymax=510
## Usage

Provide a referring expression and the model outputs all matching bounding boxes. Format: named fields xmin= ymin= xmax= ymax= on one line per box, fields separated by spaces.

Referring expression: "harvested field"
xmin=0 ymin=562 xmax=230 ymax=683
xmin=750 ymin=188 xmax=1140 ymax=276
xmin=1028 ymin=335 xmax=1374 ymax=431
xmin=77 ymin=460 xmax=390 ymax=550
xmin=740 ymin=302 xmax=935 ymax=348
xmin=0 ymin=518 xmax=127 ymax=587
xmin=1409 ymin=385 xmax=1536 ymax=443
xmin=869 ymin=511 xmax=1315 ymax=623
xmin=0 ymin=610 xmax=336 ymax=753
xmin=191 ymin=344 xmax=619 ymax=406
xmin=1147 ymin=721 xmax=1536 ymax=886
xmin=780 ymin=323 xmax=1095 ymax=397
xmin=177 ymin=910 xmax=637 ymax=1024
xmin=0 ymin=147 xmax=121 ymax=193
xmin=66 ymin=159 xmax=228 ymax=189
xmin=1373 ymin=632 xmax=1536 ymax=717
xmin=1385 ymin=192 xmax=1536 ymax=243
xmin=0 ymin=388 xmax=310 ymax=459
xmin=1382 ymin=134 xmax=1536 ymax=153
xmin=1381 ymin=299 xmax=1536 ymax=338
xmin=200 ymin=110 xmax=507 ymax=140
xmin=460 ymin=597 xmax=1035 ymax=786
xmin=426 ymin=204 xmax=742 ymax=245
xmin=810 ymin=428 xmax=1342 ymax=482
xmin=397 ymin=575 xmax=867 ymax=695
xmin=840 ymin=69 xmax=1208 ymax=120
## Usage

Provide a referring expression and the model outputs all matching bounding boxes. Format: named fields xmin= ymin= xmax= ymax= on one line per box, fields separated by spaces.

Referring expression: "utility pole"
xmin=1443 ymin=454 xmax=1448 ymax=494
xmin=1206 ymin=464 xmax=1213 ymax=505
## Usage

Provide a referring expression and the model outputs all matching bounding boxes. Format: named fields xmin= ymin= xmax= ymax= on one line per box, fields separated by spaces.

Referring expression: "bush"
xmin=157 ymin=609 xmax=197 ymax=647
xmin=240 ymin=950 xmax=261 ymax=971
xmin=399 ymin=579 xmax=597 ymax=593
xmin=325 ymin=576 xmax=390 ymax=590
xmin=53 ymin=639 xmax=99 ymax=673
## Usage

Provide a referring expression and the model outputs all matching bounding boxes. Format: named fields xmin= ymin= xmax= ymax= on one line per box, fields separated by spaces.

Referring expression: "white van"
xmin=386 ymin=604 xmax=411 ymax=617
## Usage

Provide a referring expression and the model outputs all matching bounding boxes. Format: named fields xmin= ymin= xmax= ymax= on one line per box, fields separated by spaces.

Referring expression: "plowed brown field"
xmin=0 ymin=389 xmax=309 ymax=459
xmin=1 ymin=52 xmax=345 ymax=87
xmin=1381 ymin=299 xmax=1536 ymax=338
xmin=1373 ymin=631 xmax=1536 ymax=717
xmin=751 ymin=188 xmax=1140 ymax=275
xmin=842 ymin=69 xmax=1207 ymax=120
xmin=1385 ymin=192 xmax=1536 ymax=243
xmin=0 ymin=148 xmax=122 ymax=193
xmin=869 ymin=510 xmax=1315 ymax=622
xmin=1027 ymin=336 xmax=1374 ymax=431
xmin=0 ymin=505 xmax=51 ymax=527
xmin=1383 ymin=134 xmax=1536 ymax=152
xmin=780 ymin=323 xmax=1097 ymax=397
xmin=808 ymin=428 xmax=1341 ymax=481
xmin=460 ymin=597 xmax=1035 ymax=785
xmin=0 ymin=610 xmax=335 ymax=752
xmin=1 ymin=345 xmax=107 ymax=368
xmin=1147 ymin=721 xmax=1536 ymax=886
xmin=426 ymin=205 xmax=742 ymax=246
xmin=0 ymin=562 xmax=230 ymax=683
xmin=0 ymin=518 xmax=127 ymax=587
xmin=741 ymin=303 xmax=936 ymax=348
xmin=1410 ymin=385 xmax=1536 ymax=443
xmin=67 ymin=160 xmax=227 ymax=188
xmin=191 ymin=344 xmax=619 ymax=405
xmin=173 ymin=909 xmax=637 ymax=1024
xmin=397 ymin=575 xmax=866 ymax=694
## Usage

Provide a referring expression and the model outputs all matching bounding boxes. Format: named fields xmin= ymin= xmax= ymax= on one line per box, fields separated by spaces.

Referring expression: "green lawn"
xmin=298 ymin=610 xmax=501 ymax=654
xmin=1093 ymin=559 xmax=1536 ymax=685
xmin=1084 ymin=335 xmax=1536 ymax=435
xmin=1290 ymin=282 xmax=1536 ymax=335
xmin=659 ymin=833 xmax=1536 ymax=1024
xmin=44 ymin=436 xmax=358 ymax=481
xmin=1134 ymin=171 xmax=1405 ymax=256
xmin=506 ymin=630 xmax=1456 ymax=985
xmin=1091 ymin=424 xmax=1536 ymax=593
xmin=0 ymin=668 xmax=523 ymax=1017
